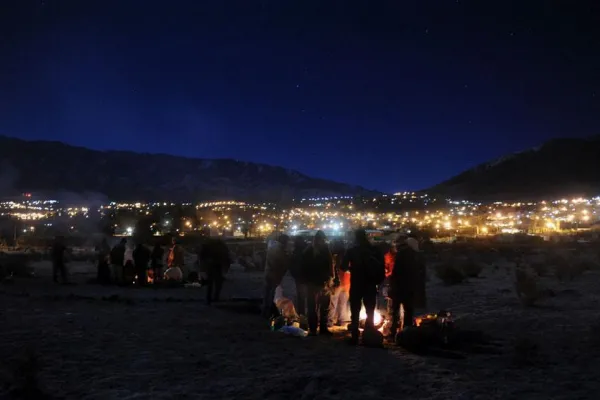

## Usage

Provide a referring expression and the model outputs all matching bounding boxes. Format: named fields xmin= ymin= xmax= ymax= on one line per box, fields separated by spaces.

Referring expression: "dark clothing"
xmin=206 ymin=274 xmax=224 ymax=306
xmin=390 ymin=246 xmax=426 ymax=307
xmin=150 ymin=245 xmax=164 ymax=282
xmin=306 ymin=284 xmax=331 ymax=333
xmin=289 ymin=243 xmax=308 ymax=283
xmin=200 ymin=239 xmax=231 ymax=305
xmin=341 ymin=243 xmax=385 ymax=339
xmin=302 ymin=245 xmax=334 ymax=332
xmin=133 ymin=245 xmax=151 ymax=285
xmin=389 ymin=246 xmax=426 ymax=335
xmin=350 ymin=284 xmax=377 ymax=330
xmin=110 ymin=244 xmax=126 ymax=267
xmin=302 ymin=246 xmax=334 ymax=287
xmin=295 ymin=281 xmax=307 ymax=316
xmin=290 ymin=242 xmax=308 ymax=315
xmin=96 ymin=242 xmax=111 ymax=284
xmin=52 ymin=244 xmax=67 ymax=283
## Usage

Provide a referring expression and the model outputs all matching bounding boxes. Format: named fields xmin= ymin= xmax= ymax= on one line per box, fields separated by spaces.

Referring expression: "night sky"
xmin=1 ymin=1 xmax=599 ymax=193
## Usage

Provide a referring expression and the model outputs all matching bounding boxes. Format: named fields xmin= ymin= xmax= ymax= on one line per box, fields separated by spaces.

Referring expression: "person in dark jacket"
xmin=110 ymin=238 xmax=127 ymax=285
xmin=150 ymin=243 xmax=164 ymax=283
xmin=290 ymin=236 xmax=308 ymax=316
xmin=96 ymin=238 xmax=111 ymax=284
xmin=133 ymin=243 xmax=151 ymax=285
xmin=341 ymin=229 xmax=385 ymax=344
xmin=389 ymin=236 xmax=426 ymax=338
xmin=302 ymin=230 xmax=334 ymax=336
xmin=52 ymin=236 xmax=68 ymax=284
xmin=262 ymin=234 xmax=290 ymax=317
xmin=200 ymin=238 xmax=231 ymax=305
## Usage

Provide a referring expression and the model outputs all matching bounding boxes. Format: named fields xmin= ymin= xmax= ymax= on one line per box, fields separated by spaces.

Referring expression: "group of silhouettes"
xmin=263 ymin=229 xmax=426 ymax=344
xmin=51 ymin=235 xmax=231 ymax=305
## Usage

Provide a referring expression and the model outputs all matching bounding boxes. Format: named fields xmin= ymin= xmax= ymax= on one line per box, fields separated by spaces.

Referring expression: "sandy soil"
xmin=1 ymin=259 xmax=600 ymax=399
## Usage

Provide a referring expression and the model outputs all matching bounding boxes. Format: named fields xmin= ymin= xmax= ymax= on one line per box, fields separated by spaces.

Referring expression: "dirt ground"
xmin=1 ymin=259 xmax=599 ymax=399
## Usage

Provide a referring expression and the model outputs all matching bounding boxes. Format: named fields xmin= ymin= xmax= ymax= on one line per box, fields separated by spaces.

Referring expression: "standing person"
xmin=150 ymin=242 xmax=164 ymax=283
xmin=133 ymin=242 xmax=151 ymax=285
xmin=110 ymin=238 xmax=127 ymax=285
xmin=289 ymin=236 xmax=308 ymax=316
xmin=52 ymin=236 xmax=68 ymax=284
xmin=389 ymin=236 xmax=426 ymax=339
xmin=340 ymin=229 xmax=385 ymax=345
xmin=330 ymin=245 xmax=350 ymax=327
xmin=303 ymin=231 xmax=334 ymax=336
xmin=96 ymin=238 xmax=111 ymax=284
xmin=262 ymin=234 xmax=289 ymax=317
xmin=200 ymin=238 xmax=231 ymax=305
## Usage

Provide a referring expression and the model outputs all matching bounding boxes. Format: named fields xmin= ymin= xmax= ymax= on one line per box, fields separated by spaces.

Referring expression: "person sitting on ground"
xmin=165 ymin=237 xmax=184 ymax=281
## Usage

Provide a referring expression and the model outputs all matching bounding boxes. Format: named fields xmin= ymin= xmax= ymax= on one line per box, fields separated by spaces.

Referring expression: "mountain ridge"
xmin=429 ymin=136 xmax=600 ymax=201
xmin=0 ymin=135 xmax=380 ymax=202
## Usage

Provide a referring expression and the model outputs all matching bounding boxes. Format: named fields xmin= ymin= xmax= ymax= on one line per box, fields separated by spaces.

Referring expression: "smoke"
xmin=53 ymin=191 xmax=109 ymax=207
xmin=0 ymin=161 xmax=19 ymax=194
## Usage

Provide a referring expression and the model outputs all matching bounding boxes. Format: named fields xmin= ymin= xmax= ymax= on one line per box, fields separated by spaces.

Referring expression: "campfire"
xmin=358 ymin=306 xmax=388 ymax=333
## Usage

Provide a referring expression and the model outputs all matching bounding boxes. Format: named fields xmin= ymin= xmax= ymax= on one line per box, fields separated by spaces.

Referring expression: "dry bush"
xmin=0 ymin=349 xmax=52 ymax=399
xmin=460 ymin=258 xmax=484 ymax=278
xmin=554 ymin=256 xmax=583 ymax=282
xmin=0 ymin=253 xmax=34 ymax=279
xmin=434 ymin=261 xmax=465 ymax=285
xmin=513 ymin=336 xmax=539 ymax=366
xmin=514 ymin=265 xmax=539 ymax=306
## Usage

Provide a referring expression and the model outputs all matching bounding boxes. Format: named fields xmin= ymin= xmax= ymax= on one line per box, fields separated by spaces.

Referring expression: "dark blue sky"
xmin=1 ymin=0 xmax=599 ymax=193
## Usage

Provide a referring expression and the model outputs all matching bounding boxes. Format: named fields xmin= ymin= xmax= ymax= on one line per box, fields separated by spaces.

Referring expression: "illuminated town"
xmin=1 ymin=192 xmax=599 ymax=242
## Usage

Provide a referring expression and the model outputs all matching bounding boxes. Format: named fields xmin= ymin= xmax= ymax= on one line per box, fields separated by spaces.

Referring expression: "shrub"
xmin=434 ymin=261 xmax=465 ymax=285
xmin=460 ymin=258 xmax=484 ymax=278
xmin=554 ymin=257 xmax=580 ymax=282
xmin=513 ymin=336 xmax=539 ymax=366
xmin=0 ymin=253 xmax=34 ymax=279
xmin=514 ymin=265 xmax=538 ymax=306
xmin=530 ymin=261 xmax=549 ymax=277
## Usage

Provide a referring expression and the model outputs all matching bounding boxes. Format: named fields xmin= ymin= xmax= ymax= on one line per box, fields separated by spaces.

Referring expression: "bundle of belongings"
xmin=396 ymin=310 xmax=455 ymax=352
xmin=270 ymin=286 xmax=309 ymax=336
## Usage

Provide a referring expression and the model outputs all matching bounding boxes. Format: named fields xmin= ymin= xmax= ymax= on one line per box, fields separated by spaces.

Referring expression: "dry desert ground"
xmin=1 ymin=255 xmax=600 ymax=399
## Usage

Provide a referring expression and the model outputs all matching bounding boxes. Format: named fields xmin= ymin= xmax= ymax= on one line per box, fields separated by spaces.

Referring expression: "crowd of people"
xmin=50 ymin=235 xmax=231 ymax=305
xmin=49 ymin=228 xmax=426 ymax=344
xmin=263 ymin=229 xmax=427 ymax=344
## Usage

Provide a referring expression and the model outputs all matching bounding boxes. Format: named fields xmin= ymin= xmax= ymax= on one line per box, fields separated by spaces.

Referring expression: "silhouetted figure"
xmin=110 ymin=238 xmax=127 ymax=285
xmin=290 ymin=236 xmax=308 ymax=316
xmin=133 ymin=243 xmax=151 ymax=285
xmin=389 ymin=236 xmax=426 ymax=338
xmin=262 ymin=234 xmax=289 ymax=316
xmin=341 ymin=229 xmax=385 ymax=344
xmin=200 ymin=238 xmax=231 ymax=305
xmin=302 ymin=231 xmax=334 ymax=336
xmin=150 ymin=243 xmax=164 ymax=282
xmin=96 ymin=238 xmax=111 ymax=284
xmin=52 ymin=236 xmax=68 ymax=284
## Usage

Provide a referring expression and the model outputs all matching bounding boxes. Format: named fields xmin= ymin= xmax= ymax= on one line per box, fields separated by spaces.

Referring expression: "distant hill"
xmin=429 ymin=136 xmax=600 ymax=201
xmin=0 ymin=136 xmax=379 ymax=202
